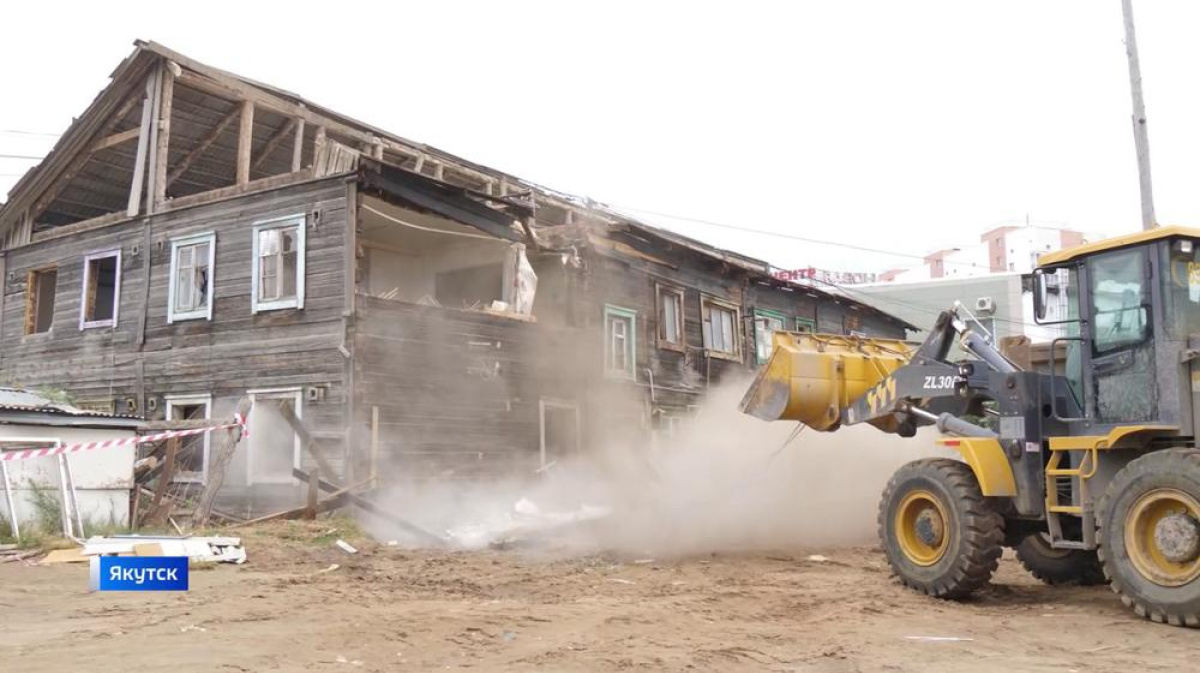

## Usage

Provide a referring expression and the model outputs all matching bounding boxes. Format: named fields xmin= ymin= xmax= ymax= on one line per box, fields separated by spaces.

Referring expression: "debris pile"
xmin=40 ymin=535 xmax=246 ymax=564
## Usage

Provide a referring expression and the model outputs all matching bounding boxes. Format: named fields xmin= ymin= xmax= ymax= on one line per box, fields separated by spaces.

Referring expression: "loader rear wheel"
xmin=878 ymin=459 xmax=1004 ymax=599
xmin=1015 ymin=533 xmax=1107 ymax=586
xmin=1098 ymin=449 xmax=1200 ymax=627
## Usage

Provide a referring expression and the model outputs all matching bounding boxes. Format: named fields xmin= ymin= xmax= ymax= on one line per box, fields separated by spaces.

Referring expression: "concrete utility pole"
xmin=1121 ymin=0 xmax=1157 ymax=230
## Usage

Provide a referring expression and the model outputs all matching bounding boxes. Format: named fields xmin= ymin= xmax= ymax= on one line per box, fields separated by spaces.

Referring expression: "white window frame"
xmin=753 ymin=309 xmax=787 ymax=365
xmin=701 ymin=295 xmax=741 ymax=361
xmin=245 ymin=387 xmax=303 ymax=484
xmin=538 ymin=397 xmax=582 ymax=469
xmin=251 ymin=214 xmax=306 ymax=313
xmin=164 ymin=393 xmax=213 ymax=484
xmin=604 ymin=304 xmax=637 ymax=380
xmin=79 ymin=249 xmax=121 ymax=330
xmin=167 ymin=232 xmax=216 ymax=323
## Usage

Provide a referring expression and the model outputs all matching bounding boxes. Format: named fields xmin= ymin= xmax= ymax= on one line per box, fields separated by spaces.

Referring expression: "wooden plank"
xmin=236 ymin=100 xmax=254 ymax=185
xmin=293 ymin=467 xmax=443 ymax=545
xmin=126 ymin=94 xmax=154 ymax=217
xmin=370 ymin=405 xmax=379 ymax=487
xmin=291 ymin=117 xmax=305 ymax=172
xmin=250 ymin=118 xmax=298 ymax=174
xmin=312 ymin=126 xmax=326 ymax=169
xmin=192 ymin=398 xmax=253 ymax=526
xmin=165 ymin=106 xmax=239 ymax=187
xmin=306 ymin=469 xmax=319 ymax=520
xmin=145 ymin=437 xmax=178 ymax=525
xmin=89 ymin=127 xmax=142 ymax=153
xmin=277 ymin=400 xmax=338 ymax=480
xmin=151 ymin=64 xmax=175 ymax=210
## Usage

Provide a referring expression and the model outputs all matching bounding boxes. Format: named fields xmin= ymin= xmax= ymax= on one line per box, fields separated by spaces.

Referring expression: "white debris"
xmin=335 ymin=539 xmax=358 ymax=554
xmin=806 ymin=554 xmax=829 ymax=563
xmin=445 ymin=497 xmax=612 ymax=549
xmin=82 ymin=535 xmax=246 ymax=564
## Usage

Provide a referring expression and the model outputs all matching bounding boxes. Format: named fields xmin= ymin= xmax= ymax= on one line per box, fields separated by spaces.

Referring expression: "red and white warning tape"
xmin=0 ymin=413 xmax=248 ymax=462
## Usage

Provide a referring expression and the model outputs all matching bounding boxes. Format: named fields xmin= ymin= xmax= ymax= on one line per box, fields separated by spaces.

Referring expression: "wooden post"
xmin=370 ymin=406 xmax=379 ymax=487
xmin=305 ymin=469 xmax=320 ymax=520
xmin=146 ymin=437 xmax=178 ymax=525
xmin=150 ymin=64 xmax=175 ymax=211
xmin=192 ymin=398 xmax=253 ymax=527
xmin=126 ymin=83 xmax=155 ymax=217
xmin=1122 ymin=0 xmax=1156 ymax=230
xmin=312 ymin=125 xmax=327 ymax=170
xmin=236 ymin=100 xmax=255 ymax=185
xmin=291 ymin=117 xmax=305 ymax=172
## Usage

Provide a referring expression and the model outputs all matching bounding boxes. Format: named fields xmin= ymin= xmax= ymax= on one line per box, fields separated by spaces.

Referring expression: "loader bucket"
xmin=739 ymin=331 xmax=913 ymax=431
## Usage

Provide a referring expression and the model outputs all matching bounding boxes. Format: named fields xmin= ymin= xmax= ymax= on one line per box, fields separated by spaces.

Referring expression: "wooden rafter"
xmin=250 ymin=117 xmax=297 ymax=174
xmin=164 ymin=106 xmax=239 ymax=187
xmin=89 ymin=127 xmax=141 ymax=154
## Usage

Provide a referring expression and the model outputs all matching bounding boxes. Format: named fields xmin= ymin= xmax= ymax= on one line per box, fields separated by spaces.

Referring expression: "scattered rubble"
xmin=445 ymin=497 xmax=612 ymax=550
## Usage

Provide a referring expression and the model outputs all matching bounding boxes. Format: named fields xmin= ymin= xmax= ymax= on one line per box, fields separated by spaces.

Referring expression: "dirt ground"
xmin=1 ymin=521 xmax=1195 ymax=673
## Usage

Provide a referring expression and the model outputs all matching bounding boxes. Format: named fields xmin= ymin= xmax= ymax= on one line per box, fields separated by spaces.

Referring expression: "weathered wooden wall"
xmin=0 ymin=177 xmax=351 ymax=512
xmin=353 ymin=296 xmax=591 ymax=481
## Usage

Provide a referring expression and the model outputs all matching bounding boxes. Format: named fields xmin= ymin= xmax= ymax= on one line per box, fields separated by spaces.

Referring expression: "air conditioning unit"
xmin=975 ymin=296 xmax=996 ymax=314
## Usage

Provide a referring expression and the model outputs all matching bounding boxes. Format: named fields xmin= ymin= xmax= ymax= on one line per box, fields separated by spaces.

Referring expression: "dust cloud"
xmin=369 ymin=381 xmax=953 ymax=558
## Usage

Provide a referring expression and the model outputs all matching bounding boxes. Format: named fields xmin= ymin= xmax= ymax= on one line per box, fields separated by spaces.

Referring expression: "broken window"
xmin=701 ymin=296 xmax=740 ymax=359
xmin=753 ymin=309 xmax=786 ymax=364
xmin=252 ymin=216 xmax=305 ymax=313
xmin=795 ymin=316 xmax=816 ymax=333
xmin=24 ymin=267 xmax=57 ymax=335
xmin=605 ymin=305 xmax=637 ymax=379
xmin=656 ymin=283 xmax=685 ymax=349
xmin=169 ymin=232 xmax=215 ymax=322
xmin=80 ymin=250 xmax=120 ymax=329
xmin=359 ymin=197 xmax=529 ymax=314
xmin=539 ymin=398 xmax=581 ymax=468
xmin=166 ymin=395 xmax=212 ymax=483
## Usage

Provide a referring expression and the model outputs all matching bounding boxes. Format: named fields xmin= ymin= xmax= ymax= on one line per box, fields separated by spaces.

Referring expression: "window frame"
xmin=251 ymin=214 xmax=306 ymax=314
xmin=245 ymin=387 xmax=304 ymax=485
xmin=538 ymin=397 xmax=582 ymax=468
xmin=654 ymin=282 xmax=686 ymax=352
xmin=795 ymin=316 xmax=816 ymax=333
xmin=604 ymin=304 xmax=638 ymax=380
xmin=753 ymin=308 xmax=787 ymax=365
xmin=24 ymin=265 xmax=58 ymax=336
xmin=79 ymin=249 xmax=121 ymax=330
xmin=700 ymin=294 xmax=742 ymax=361
xmin=164 ymin=393 xmax=213 ymax=484
xmin=167 ymin=232 xmax=217 ymax=323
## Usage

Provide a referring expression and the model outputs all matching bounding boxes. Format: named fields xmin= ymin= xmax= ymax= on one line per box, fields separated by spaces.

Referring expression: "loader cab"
xmin=1033 ymin=226 xmax=1200 ymax=436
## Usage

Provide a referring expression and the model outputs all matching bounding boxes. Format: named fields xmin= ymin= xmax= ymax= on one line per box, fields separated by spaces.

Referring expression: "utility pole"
xmin=1121 ymin=0 xmax=1157 ymax=230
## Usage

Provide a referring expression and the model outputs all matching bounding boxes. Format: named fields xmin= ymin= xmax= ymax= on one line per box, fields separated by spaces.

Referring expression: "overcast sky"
xmin=2 ymin=1 xmax=1198 ymax=274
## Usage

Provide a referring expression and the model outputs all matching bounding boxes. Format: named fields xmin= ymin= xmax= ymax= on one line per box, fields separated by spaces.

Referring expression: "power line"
xmin=0 ymin=129 xmax=59 ymax=138
xmin=0 ymin=154 xmax=44 ymax=160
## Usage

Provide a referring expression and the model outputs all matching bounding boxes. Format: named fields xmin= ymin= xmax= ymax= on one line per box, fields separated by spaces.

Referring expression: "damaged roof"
xmin=0 ymin=40 xmax=913 ymax=332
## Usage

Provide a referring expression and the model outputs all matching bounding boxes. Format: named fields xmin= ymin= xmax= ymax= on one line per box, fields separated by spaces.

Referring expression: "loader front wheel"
xmin=1015 ymin=533 xmax=1107 ymax=586
xmin=878 ymin=459 xmax=1004 ymax=599
xmin=1098 ymin=449 xmax=1200 ymax=627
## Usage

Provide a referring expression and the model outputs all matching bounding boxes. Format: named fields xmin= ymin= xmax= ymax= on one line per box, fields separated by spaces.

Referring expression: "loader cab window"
xmin=1161 ymin=238 xmax=1200 ymax=339
xmin=1088 ymin=248 xmax=1149 ymax=355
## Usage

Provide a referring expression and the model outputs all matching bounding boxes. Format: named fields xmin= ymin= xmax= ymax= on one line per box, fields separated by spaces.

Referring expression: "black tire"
xmin=1015 ymin=533 xmax=1107 ymax=586
xmin=1098 ymin=449 xmax=1200 ymax=627
xmin=878 ymin=458 xmax=1004 ymax=599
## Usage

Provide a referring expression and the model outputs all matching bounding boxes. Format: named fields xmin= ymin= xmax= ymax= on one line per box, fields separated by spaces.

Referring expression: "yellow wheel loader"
xmin=741 ymin=225 xmax=1200 ymax=626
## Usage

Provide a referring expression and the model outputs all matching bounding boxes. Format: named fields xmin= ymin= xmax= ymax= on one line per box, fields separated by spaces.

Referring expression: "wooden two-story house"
xmin=0 ymin=42 xmax=911 ymax=516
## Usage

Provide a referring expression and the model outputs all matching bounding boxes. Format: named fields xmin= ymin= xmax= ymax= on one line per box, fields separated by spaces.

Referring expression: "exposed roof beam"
xmin=89 ymin=127 xmax=141 ymax=154
xmin=165 ymin=106 xmax=239 ymax=187
xmin=250 ymin=117 xmax=298 ymax=174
